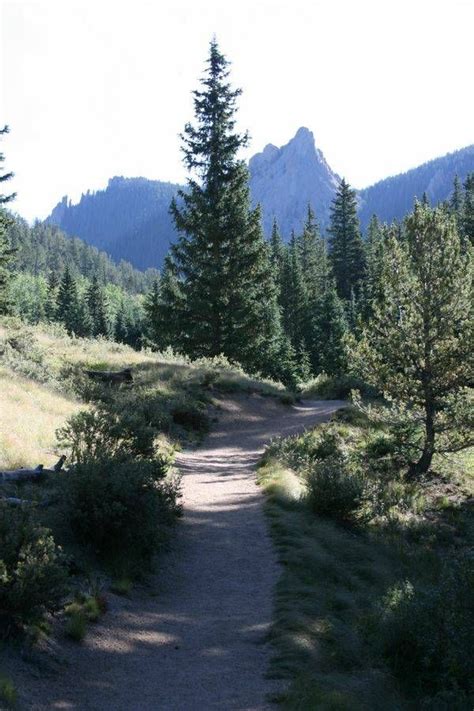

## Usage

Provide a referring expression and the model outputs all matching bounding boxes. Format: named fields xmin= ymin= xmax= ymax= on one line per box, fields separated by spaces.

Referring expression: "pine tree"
xmin=162 ymin=39 xmax=281 ymax=375
xmin=57 ymin=266 xmax=85 ymax=335
xmin=298 ymin=204 xmax=321 ymax=302
xmin=354 ymin=203 xmax=474 ymax=477
xmin=269 ymin=218 xmax=285 ymax=299
xmin=145 ymin=263 xmax=183 ymax=350
xmin=45 ymin=271 xmax=59 ymax=321
xmin=450 ymin=175 xmax=464 ymax=226
xmin=359 ymin=214 xmax=386 ymax=323
xmin=0 ymin=126 xmax=16 ymax=315
xmin=312 ymin=279 xmax=348 ymax=376
xmin=280 ymin=232 xmax=308 ymax=350
xmin=462 ymin=173 xmax=474 ymax=246
xmin=328 ymin=178 xmax=366 ymax=301
xmin=114 ymin=305 xmax=129 ymax=345
xmin=86 ymin=275 xmax=109 ymax=337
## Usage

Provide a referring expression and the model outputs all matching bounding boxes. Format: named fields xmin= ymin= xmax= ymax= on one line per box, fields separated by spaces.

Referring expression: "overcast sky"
xmin=1 ymin=0 xmax=473 ymax=222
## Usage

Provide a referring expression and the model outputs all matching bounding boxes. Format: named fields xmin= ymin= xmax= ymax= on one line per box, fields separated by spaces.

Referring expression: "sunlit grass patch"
xmin=0 ymin=366 xmax=81 ymax=468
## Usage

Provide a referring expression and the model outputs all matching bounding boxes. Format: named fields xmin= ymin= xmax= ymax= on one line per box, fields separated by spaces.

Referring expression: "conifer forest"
xmin=0 ymin=30 xmax=473 ymax=711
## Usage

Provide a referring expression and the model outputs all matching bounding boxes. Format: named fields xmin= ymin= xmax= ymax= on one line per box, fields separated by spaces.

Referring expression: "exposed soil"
xmin=3 ymin=395 xmax=343 ymax=711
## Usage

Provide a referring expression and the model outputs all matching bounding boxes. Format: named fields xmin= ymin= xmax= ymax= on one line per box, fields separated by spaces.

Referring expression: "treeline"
xmin=6 ymin=215 xmax=159 ymax=293
xmin=9 ymin=268 xmax=145 ymax=347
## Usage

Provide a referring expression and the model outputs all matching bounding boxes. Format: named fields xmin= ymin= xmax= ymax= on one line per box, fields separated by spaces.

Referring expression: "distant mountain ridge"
xmin=46 ymin=130 xmax=474 ymax=270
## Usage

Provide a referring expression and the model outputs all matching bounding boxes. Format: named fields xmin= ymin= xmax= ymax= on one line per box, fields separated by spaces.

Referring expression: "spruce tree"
xmin=163 ymin=39 xmax=281 ymax=375
xmin=86 ymin=275 xmax=109 ymax=337
xmin=462 ymin=173 xmax=474 ymax=246
xmin=0 ymin=126 xmax=16 ymax=315
xmin=298 ymin=204 xmax=321 ymax=302
xmin=328 ymin=178 xmax=365 ymax=301
xmin=450 ymin=175 xmax=464 ymax=226
xmin=145 ymin=264 xmax=183 ymax=350
xmin=312 ymin=280 xmax=348 ymax=376
xmin=57 ymin=266 xmax=86 ymax=335
xmin=269 ymin=217 xmax=285 ymax=300
xmin=354 ymin=203 xmax=473 ymax=477
xmin=359 ymin=214 xmax=386 ymax=323
xmin=45 ymin=271 xmax=59 ymax=321
xmin=280 ymin=232 xmax=308 ymax=351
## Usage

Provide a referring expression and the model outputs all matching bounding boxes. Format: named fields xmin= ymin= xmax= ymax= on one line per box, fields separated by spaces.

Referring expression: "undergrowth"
xmin=259 ymin=403 xmax=473 ymax=709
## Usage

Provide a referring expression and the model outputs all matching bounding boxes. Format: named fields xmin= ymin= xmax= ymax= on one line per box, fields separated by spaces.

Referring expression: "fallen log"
xmin=0 ymin=455 xmax=66 ymax=483
xmin=84 ymin=367 xmax=133 ymax=385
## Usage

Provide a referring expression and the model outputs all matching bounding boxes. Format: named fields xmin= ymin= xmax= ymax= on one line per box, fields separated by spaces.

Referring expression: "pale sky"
xmin=1 ymin=0 xmax=473 ymax=222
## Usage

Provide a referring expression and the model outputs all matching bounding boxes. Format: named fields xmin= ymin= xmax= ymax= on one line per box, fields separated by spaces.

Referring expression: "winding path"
xmin=20 ymin=396 xmax=343 ymax=710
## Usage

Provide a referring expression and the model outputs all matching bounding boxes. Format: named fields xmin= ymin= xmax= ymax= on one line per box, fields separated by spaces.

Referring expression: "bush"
xmin=59 ymin=457 xmax=180 ymax=574
xmin=0 ymin=504 xmax=67 ymax=629
xmin=0 ymin=675 xmax=17 ymax=708
xmin=301 ymin=373 xmax=377 ymax=400
xmin=378 ymin=553 xmax=474 ymax=702
xmin=305 ymin=456 xmax=365 ymax=523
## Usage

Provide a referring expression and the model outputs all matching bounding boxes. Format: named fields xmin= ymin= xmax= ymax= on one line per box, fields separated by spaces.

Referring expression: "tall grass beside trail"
xmin=259 ymin=405 xmax=473 ymax=710
xmin=0 ymin=317 xmax=293 ymax=645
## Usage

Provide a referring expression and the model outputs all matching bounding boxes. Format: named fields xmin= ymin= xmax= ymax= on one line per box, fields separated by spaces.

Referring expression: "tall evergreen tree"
xmin=280 ymin=232 xmax=308 ymax=351
xmin=269 ymin=217 xmax=285 ymax=299
xmin=450 ymin=175 xmax=464 ymax=226
xmin=86 ymin=275 xmax=109 ymax=337
xmin=57 ymin=266 xmax=87 ymax=336
xmin=328 ymin=178 xmax=366 ymax=301
xmin=0 ymin=126 xmax=16 ymax=314
xmin=312 ymin=279 xmax=348 ymax=376
xmin=359 ymin=214 xmax=387 ymax=323
xmin=298 ymin=204 xmax=321 ymax=300
xmin=462 ymin=173 xmax=474 ymax=246
xmin=45 ymin=271 xmax=59 ymax=321
xmin=160 ymin=39 xmax=281 ymax=375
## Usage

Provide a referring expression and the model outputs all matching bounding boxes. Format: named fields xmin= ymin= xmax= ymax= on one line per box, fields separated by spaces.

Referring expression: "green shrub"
xmin=60 ymin=457 xmax=180 ymax=574
xmin=110 ymin=578 xmax=133 ymax=596
xmin=65 ymin=610 xmax=87 ymax=642
xmin=0 ymin=675 xmax=17 ymax=708
xmin=301 ymin=373 xmax=377 ymax=400
xmin=378 ymin=554 xmax=474 ymax=701
xmin=305 ymin=456 xmax=365 ymax=523
xmin=0 ymin=504 xmax=67 ymax=630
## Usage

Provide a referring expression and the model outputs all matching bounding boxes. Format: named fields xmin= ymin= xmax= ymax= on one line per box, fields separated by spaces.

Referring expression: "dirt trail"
xmin=16 ymin=395 xmax=344 ymax=711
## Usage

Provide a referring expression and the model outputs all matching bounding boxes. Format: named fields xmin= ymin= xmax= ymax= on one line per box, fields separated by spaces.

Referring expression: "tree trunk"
xmin=408 ymin=401 xmax=435 ymax=479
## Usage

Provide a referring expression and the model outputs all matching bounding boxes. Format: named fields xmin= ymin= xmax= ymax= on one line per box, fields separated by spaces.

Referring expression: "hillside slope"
xmin=45 ymin=135 xmax=474 ymax=269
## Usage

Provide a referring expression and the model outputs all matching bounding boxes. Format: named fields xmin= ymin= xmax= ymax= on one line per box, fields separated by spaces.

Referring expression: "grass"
xmin=0 ymin=317 xmax=290 ymax=469
xmin=0 ymin=365 xmax=81 ymax=468
xmin=258 ymin=409 xmax=473 ymax=709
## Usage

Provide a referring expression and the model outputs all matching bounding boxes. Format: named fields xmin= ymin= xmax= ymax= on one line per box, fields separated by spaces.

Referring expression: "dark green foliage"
xmin=0 ymin=127 xmax=16 ymax=315
xmin=280 ymin=233 xmax=308 ymax=350
xmin=462 ymin=172 xmax=474 ymax=245
xmin=60 ymin=457 xmax=177 ymax=573
xmin=328 ymin=178 xmax=366 ymax=301
xmin=0 ymin=504 xmax=67 ymax=628
xmin=159 ymin=40 xmax=282 ymax=377
xmin=311 ymin=280 xmax=348 ymax=376
xmin=144 ymin=263 xmax=183 ymax=350
xmin=6 ymin=214 xmax=157 ymax=293
xmin=57 ymin=266 xmax=89 ymax=336
xmin=86 ymin=275 xmax=109 ymax=337
xmin=305 ymin=456 xmax=365 ymax=523
xmin=379 ymin=554 xmax=474 ymax=703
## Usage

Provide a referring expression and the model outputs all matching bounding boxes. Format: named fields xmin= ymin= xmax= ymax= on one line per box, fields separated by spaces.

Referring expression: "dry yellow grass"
xmin=0 ymin=366 xmax=81 ymax=469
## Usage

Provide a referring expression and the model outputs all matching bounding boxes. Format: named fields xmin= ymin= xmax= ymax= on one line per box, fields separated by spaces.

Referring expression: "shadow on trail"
xmin=29 ymin=397 xmax=344 ymax=711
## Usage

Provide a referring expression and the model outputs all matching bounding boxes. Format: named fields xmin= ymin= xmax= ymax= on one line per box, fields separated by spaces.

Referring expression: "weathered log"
xmin=84 ymin=367 xmax=133 ymax=384
xmin=0 ymin=456 xmax=66 ymax=483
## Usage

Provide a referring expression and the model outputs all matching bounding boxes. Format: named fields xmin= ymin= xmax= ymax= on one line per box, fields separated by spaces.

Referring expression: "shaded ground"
xmin=5 ymin=395 xmax=343 ymax=711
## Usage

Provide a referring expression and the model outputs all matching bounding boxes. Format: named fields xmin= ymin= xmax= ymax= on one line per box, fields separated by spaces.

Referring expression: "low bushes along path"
xmin=17 ymin=395 xmax=343 ymax=710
